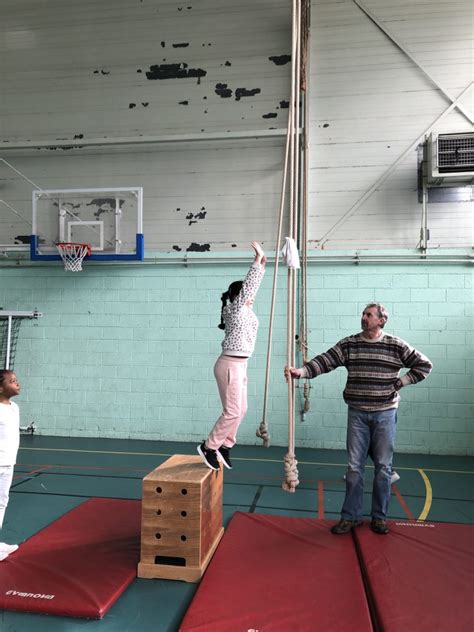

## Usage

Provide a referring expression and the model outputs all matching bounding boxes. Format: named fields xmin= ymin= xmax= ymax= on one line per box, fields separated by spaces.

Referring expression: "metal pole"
xmin=5 ymin=316 xmax=12 ymax=370
xmin=420 ymin=177 xmax=429 ymax=252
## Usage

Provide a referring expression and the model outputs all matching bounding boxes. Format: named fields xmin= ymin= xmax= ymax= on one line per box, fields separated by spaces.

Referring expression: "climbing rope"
xmin=281 ymin=0 xmax=302 ymax=493
xmin=299 ymin=0 xmax=312 ymax=418
xmin=256 ymin=101 xmax=292 ymax=448
xmin=257 ymin=0 xmax=309 ymax=493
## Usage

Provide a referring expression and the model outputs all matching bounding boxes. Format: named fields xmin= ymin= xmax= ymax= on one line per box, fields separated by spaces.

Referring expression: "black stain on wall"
xmin=269 ymin=55 xmax=291 ymax=65
xmin=74 ymin=133 xmax=84 ymax=139
xmin=161 ymin=41 xmax=166 ymax=48
xmin=86 ymin=199 xmax=125 ymax=219
xmin=172 ymin=43 xmax=189 ymax=48
xmin=54 ymin=202 xmax=80 ymax=210
xmin=215 ymin=83 xmax=232 ymax=98
xmin=235 ymin=87 xmax=261 ymax=101
xmin=14 ymin=235 xmax=31 ymax=244
xmin=129 ymin=103 xmax=136 ymax=109
xmin=44 ymin=145 xmax=83 ymax=151
xmin=262 ymin=112 xmax=277 ymax=119
xmin=173 ymin=245 xmax=182 ymax=251
xmin=179 ymin=100 xmax=189 ymax=105
xmin=146 ymin=63 xmax=207 ymax=80
xmin=137 ymin=69 xmax=142 ymax=73
xmin=87 ymin=199 xmax=125 ymax=208
xmin=180 ymin=207 xmax=207 ymax=226
xmin=186 ymin=243 xmax=210 ymax=252
xmin=142 ymin=102 xmax=149 ymax=107
xmin=225 ymin=61 xmax=231 ymax=66
xmin=279 ymin=100 xmax=289 ymax=108
xmin=216 ymin=82 xmax=262 ymax=101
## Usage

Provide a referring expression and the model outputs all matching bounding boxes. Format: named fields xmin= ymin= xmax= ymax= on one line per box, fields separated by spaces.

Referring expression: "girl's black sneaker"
xmin=217 ymin=446 xmax=232 ymax=469
xmin=197 ymin=442 xmax=220 ymax=470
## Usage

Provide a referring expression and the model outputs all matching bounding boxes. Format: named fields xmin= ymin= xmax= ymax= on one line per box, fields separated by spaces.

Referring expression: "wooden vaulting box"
xmin=138 ymin=455 xmax=224 ymax=582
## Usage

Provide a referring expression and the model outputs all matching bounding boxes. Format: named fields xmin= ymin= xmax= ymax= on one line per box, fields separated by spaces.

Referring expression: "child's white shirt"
xmin=0 ymin=401 xmax=20 ymax=465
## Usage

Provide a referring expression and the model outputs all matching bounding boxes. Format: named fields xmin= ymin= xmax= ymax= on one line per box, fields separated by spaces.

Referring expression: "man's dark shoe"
xmin=217 ymin=446 xmax=232 ymax=469
xmin=370 ymin=518 xmax=390 ymax=535
xmin=197 ymin=442 xmax=219 ymax=471
xmin=330 ymin=519 xmax=363 ymax=535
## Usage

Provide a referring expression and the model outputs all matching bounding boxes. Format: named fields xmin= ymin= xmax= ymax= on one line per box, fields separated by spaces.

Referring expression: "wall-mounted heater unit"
xmin=427 ymin=132 xmax=474 ymax=185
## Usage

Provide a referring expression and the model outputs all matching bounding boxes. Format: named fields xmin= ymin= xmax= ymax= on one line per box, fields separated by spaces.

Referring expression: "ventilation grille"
xmin=437 ymin=133 xmax=474 ymax=173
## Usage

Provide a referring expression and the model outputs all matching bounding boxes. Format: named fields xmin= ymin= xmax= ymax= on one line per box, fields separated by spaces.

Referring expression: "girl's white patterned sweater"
xmin=221 ymin=263 xmax=265 ymax=358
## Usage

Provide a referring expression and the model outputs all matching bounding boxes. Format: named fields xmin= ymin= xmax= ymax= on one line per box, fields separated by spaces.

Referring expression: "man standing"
xmin=284 ymin=303 xmax=432 ymax=535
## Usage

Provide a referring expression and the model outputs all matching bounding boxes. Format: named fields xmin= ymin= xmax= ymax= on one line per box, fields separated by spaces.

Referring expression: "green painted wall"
xmin=1 ymin=255 xmax=472 ymax=455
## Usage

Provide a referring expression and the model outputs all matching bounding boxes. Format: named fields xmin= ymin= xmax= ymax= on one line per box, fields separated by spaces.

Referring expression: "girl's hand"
xmin=251 ymin=241 xmax=265 ymax=263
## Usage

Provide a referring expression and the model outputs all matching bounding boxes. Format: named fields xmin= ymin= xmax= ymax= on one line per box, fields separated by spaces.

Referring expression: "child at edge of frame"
xmin=0 ymin=370 xmax=21 ymax=560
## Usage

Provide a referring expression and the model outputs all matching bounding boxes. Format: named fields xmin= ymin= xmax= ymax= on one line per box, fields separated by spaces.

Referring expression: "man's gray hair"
xmin=364 ymin=303 xmax=389 ymax=327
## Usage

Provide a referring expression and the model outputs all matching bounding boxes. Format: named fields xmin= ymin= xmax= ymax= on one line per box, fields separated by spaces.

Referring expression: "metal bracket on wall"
xmin=0 ymin=309 xmax=43 ymax=370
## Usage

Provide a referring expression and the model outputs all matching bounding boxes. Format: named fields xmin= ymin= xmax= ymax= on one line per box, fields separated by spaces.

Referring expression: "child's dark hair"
xmin=0 ymin=370 xmax=14 ymax=385
xmin=218 ymin=280 xmax=243 ymax=330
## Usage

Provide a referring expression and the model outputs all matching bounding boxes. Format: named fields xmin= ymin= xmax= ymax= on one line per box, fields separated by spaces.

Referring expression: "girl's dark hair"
xmin=0 ymin=370 xmax=14 ymax=385
xmin=218 ymin=280 xmax=243 ymax=329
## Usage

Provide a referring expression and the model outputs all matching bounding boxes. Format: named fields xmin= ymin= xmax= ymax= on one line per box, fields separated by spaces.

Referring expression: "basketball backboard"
xmin=31 ymin=187 xmax=144 ymax=261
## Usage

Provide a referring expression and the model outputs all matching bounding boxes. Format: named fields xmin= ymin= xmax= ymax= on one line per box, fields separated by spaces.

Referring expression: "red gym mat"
xmin=180 ymin=512 xmax=373 ymax=632
xmin=355 ymin=521 xmax=474 ymax=632
xmin=0 ymin=498 xmax=141 ymax=619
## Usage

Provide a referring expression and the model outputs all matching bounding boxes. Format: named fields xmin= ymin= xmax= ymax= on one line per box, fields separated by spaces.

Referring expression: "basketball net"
xmin=56 ymin=243 xmax=91 ymax=272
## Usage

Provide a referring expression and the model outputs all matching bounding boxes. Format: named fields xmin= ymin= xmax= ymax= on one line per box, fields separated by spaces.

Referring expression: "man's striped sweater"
xmin=301 ymin=332 xmax=433 ymax=412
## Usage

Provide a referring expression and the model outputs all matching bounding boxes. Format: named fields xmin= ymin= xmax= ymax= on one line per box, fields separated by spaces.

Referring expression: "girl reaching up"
xmin=198 ymin=241 xmax=266 ymax=470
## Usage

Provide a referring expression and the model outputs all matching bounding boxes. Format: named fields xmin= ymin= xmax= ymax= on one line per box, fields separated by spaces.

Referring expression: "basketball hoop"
xmin=56 ymin=242 xmax=91 ymax=272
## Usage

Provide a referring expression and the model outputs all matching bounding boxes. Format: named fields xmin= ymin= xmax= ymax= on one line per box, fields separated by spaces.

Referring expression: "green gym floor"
xmin=1 ymin=435 xmax=473 ymax=632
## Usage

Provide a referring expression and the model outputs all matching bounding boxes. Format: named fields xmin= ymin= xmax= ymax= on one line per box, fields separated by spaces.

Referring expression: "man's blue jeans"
xmin=341 ymin=406 xmax=397 ymax=521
